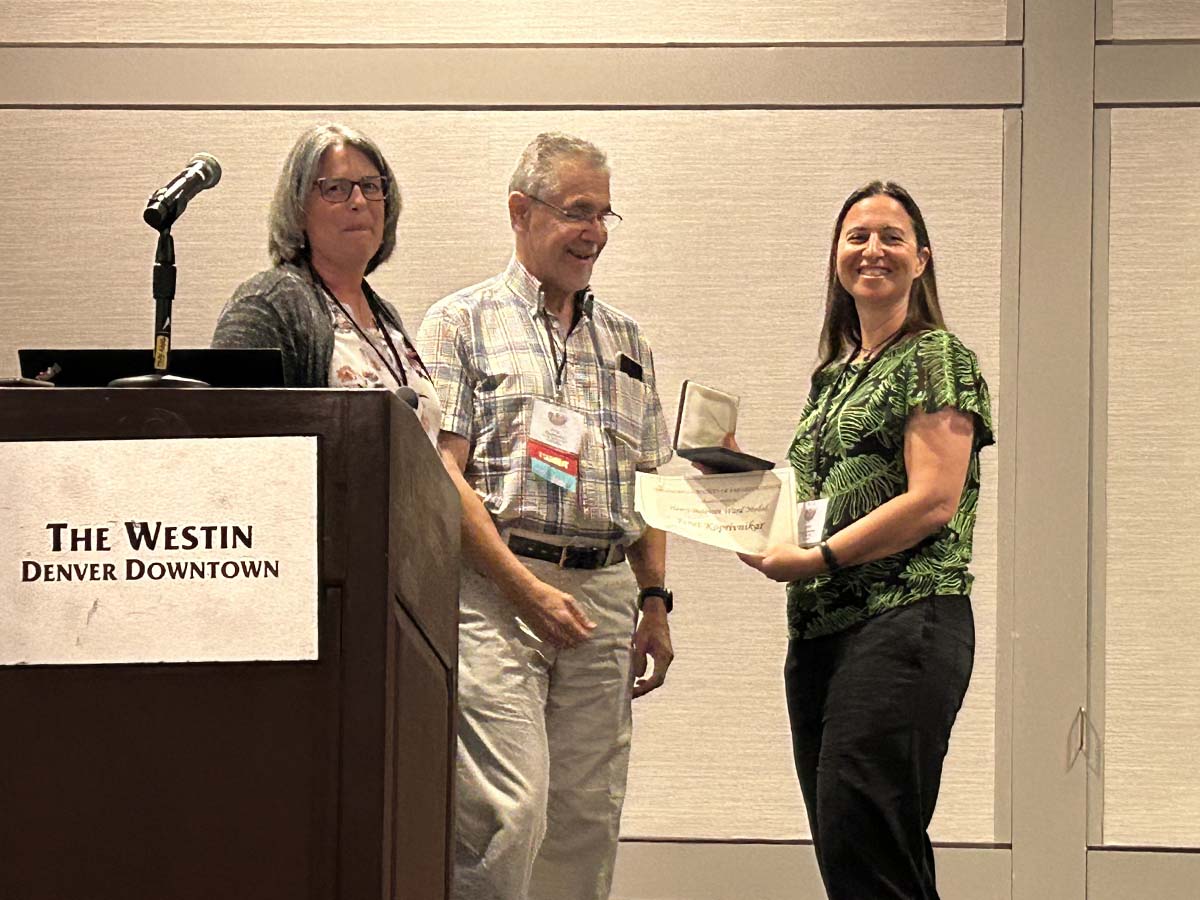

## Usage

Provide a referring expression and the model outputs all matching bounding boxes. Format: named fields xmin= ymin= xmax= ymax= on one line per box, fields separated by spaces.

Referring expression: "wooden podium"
xmin=0 ymin=388 xmax=459 ymax=900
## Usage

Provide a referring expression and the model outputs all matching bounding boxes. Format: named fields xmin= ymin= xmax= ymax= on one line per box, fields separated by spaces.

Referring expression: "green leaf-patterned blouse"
xmin=786 ymin=329 xmax=995 ymax=640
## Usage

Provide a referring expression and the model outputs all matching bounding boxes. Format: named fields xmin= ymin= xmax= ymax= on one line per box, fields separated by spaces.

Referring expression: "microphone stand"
xmin=109 ymin=223 xmax=207 ymax=388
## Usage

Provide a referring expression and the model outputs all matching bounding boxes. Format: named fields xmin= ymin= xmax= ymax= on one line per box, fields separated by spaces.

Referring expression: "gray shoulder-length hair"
xmin=268 ymin=123 xmax=402 ymax=275
xmin=508 ymin=132 xmax=609 ymax=199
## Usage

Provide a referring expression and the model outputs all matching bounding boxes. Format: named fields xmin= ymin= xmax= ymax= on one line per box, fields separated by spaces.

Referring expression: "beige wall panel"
xmin=1088 ymin=850 xmax=1200 ymax=900
xmin=0 ymin=46 xmax=1024 ymax=108
xmin=1096 ymin=44 xmax=1200 ymax=105
xmin=1113 ymin=0 xmax=1200 ymax=39
xmin=0 ymin=107 xmax=1002 ymax=841
xmin=1105 ymin=107 xmax=1200 ymax=848
xmin=0 ymin=0 xmax=1008 ymax=44
xmin=613 ymin=842 xmax=1011 ymax=900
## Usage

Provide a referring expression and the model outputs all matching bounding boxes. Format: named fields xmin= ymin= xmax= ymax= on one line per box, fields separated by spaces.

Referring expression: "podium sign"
xmin=0 ymin=389 xmax=457 ymax=900
xmin=0 ymin=435 xmax=319 ymax=665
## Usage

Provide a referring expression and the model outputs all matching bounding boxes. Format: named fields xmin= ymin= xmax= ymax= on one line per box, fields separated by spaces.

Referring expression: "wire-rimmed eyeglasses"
xmin=314 ymin=176 xmax=389 ymax=203
xmin=527 ymin=194 xmax=622 ymax=231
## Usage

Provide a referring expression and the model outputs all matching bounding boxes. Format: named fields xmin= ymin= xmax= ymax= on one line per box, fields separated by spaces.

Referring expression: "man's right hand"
xmin=509 ymin=579 xmax=596 ymax=649
xmin=436 ymin=431 xmax=596 ymax=650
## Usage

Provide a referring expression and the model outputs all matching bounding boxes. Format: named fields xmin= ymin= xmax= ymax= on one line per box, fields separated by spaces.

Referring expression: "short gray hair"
xmin=268 ymin=123 xmax=401 ymax=275
xmin=508 ymin=132 xmax=609 ymax=199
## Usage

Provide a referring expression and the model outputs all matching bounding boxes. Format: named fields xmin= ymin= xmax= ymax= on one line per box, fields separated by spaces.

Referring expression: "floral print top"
xmin=326 ymin=297 xmax=443 ymax=447
xmin=785 ymin=329 xmax=994 ymax=639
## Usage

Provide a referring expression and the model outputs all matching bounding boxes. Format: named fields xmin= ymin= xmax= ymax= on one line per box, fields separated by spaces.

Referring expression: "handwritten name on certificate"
xmin=634 ymin=469 xmax=798 ymax=554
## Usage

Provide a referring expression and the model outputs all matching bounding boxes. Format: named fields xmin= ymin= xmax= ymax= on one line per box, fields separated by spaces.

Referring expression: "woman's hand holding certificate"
xmin=736 ymin=542 xmax=824 ymax=582
xmin=633 ymin=468 xmax=828 ymax=556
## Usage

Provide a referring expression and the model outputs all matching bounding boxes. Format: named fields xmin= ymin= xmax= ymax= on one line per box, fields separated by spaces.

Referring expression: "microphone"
xmin=396 ymin=386 xmax=420 ymax=410
xmin=144 ymin=152 xmax=222 ymax=231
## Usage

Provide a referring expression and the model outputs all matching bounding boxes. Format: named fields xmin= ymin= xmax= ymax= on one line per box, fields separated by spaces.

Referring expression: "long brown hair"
xmin=814 ymin=181 xmax=945 ymax=375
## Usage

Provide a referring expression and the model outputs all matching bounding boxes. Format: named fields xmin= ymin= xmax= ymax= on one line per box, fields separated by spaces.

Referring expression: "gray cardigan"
xmin=212 ymin=262 xmax=414 ymax=387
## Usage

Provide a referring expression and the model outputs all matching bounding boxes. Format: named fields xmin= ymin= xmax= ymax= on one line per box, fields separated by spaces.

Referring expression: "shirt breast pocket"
xmin=600 ymin=363 xmax=647 ymax=452
xmin=474 ymin=370 xmax=545 ymax=464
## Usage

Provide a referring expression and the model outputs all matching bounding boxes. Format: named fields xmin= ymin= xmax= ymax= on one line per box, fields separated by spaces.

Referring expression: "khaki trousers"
xmin=452 ymin=556 xmax=638 ymax=900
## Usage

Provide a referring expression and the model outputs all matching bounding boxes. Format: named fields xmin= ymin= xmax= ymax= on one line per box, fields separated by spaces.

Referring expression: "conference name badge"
xmin=797 ymin=498 xmax=829 ymax=547
xmin=529 ymin=399 xmax=584 ymax=492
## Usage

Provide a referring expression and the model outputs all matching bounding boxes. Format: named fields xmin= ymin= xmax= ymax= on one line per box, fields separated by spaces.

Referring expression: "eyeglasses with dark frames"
xmin=314 ymin=176 xmax=389 ymax=203
xmin=527 ymin=194 xmax=622 ymax=231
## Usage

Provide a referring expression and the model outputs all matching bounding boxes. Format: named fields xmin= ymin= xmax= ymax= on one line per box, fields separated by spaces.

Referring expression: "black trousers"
xmin=785 ymin=595 xmax=975 ymax=900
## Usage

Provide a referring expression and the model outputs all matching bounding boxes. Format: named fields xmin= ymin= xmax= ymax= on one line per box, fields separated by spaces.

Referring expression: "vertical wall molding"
xmin=1010 ymin=1 xmax=1094 ymax=898
xmin=995 ymin=106 xmax=1023 ymax=846
xmin=1087 ymin=108 xmax=1112 ymax=850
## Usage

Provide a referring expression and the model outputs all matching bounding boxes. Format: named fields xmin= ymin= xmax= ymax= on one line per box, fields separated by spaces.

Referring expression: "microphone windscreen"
xmin=396 ymin=386 xmax=419 ymax=410
xmin=191 ymin=152 xmax=222 ymax=188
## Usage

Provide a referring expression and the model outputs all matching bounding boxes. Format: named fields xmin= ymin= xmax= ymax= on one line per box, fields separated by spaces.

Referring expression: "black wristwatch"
xmin=637 ymin=586 xmax=673 ymax=614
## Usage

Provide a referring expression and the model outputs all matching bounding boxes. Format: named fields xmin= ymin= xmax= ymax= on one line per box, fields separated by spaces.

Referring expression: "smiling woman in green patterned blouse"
xmin=740 ymin=181 xmax=994 ymax=900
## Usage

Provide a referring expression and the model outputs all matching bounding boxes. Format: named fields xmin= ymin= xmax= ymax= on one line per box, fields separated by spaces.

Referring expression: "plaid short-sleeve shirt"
xmin=418 ymin=256 xmax=672 ymax=544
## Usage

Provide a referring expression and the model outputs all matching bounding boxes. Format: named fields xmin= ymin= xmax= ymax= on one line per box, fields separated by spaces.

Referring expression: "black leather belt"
xmin=507 ymin=534 xmax=626 ymax=569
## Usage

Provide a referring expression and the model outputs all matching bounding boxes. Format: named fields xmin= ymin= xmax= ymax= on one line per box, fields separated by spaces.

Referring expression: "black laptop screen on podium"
xmin=18 ymin=348 xmax=286 ymax=388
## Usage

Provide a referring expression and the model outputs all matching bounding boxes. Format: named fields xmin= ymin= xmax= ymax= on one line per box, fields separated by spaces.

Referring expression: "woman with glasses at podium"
xmin=212 ymin=122 xmax=441 ymax=446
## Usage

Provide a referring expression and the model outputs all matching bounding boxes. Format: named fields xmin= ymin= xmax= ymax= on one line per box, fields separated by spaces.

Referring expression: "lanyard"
xmin=539 ymin=289 xmax=596 ymax=393
xmin=543 ymin=315 xmax=571 ymax=391
xmin=808 ymin=333 xmax=902 ymax=492
xmin=311 ymin=267 xmax=424 ymax=387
